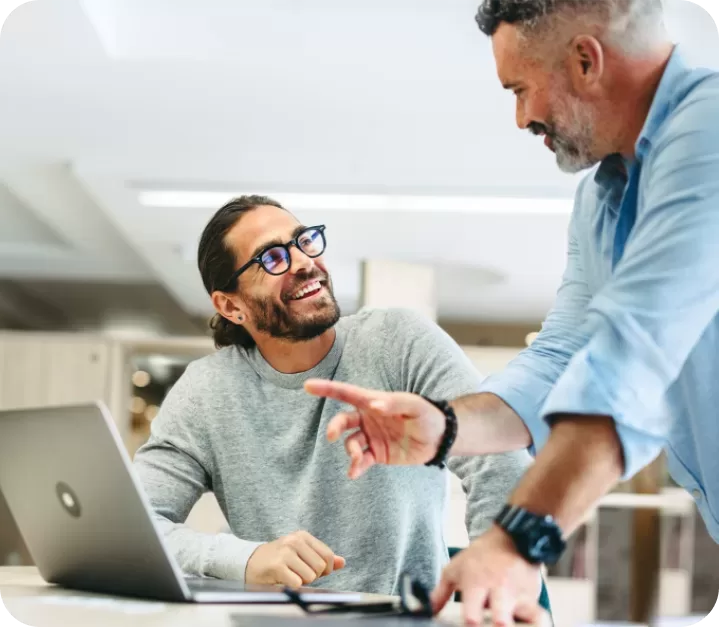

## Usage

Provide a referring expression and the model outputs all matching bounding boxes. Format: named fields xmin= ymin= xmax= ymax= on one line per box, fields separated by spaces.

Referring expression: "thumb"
xmin=333 ymin=555 xmax=346 ymax=570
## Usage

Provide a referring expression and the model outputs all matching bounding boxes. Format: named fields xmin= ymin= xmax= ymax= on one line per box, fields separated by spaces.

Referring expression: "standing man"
xmin=306 ymin=0 xmax=719 ymax=624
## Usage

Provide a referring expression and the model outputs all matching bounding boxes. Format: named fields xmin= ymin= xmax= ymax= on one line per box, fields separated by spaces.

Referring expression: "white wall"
xmin=462 ymin=345 xmax=520 ymax=375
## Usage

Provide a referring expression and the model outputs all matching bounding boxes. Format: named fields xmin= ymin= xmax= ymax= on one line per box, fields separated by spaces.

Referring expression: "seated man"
xmin=133 ymin=194 xmax=531 ymax=595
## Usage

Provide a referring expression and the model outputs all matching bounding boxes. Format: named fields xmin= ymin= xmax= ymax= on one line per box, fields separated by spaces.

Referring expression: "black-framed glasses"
xmin=221 ymin=225 xmax=327 ymax=291
xmin=281 ymin=572 xmax=433 ymax=618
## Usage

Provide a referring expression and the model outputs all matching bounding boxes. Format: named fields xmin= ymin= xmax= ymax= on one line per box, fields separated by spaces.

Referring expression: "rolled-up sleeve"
xmin=479 ymin=188 xmax=594 ymax=454
xmin=542 ymin=94 xmax=719 ymax=479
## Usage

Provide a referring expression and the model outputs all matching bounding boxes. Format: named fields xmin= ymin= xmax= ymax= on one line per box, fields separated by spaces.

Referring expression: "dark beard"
xmin=247 ymin=277 xmax=341 ymax=342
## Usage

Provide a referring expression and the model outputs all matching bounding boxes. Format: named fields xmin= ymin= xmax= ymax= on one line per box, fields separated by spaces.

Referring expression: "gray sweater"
xmin=133 ymin=307 xmax=531 ymax=595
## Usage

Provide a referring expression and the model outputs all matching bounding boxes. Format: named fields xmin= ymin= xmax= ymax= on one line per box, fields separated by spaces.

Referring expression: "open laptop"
xmin=0 ymin=401 xmax=361 ymax=604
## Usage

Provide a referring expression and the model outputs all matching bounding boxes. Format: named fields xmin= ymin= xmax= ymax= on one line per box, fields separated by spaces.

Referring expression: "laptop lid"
xmin=0 ymin=402 xmax=191 ymax=602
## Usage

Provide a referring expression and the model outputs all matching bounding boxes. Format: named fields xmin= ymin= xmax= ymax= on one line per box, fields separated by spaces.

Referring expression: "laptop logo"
xmin=55 ymin=482 xmax=81 ymax=518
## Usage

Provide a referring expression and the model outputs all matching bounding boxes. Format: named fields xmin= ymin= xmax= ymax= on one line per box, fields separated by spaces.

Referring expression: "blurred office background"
xmin=0 ymin=1 xmax=717 ymax=625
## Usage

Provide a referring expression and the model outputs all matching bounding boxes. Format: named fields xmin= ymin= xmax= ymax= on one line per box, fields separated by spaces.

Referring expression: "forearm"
xmin=449 ymin=449 xmax=533 ymax=539
xmin=507 ymin=415 xmax=624 ymax=535
xmin=449 ymin=392 xmax=532 ymax=456
xmin=154 ymin=515 xmax=263 ymax=581
xmin=134 ymin=438 xmax=265 ymax=580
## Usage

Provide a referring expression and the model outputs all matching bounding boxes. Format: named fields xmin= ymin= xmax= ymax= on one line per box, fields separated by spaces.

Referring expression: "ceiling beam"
xmin=0 ymin=164 xmax=152 ymax=279
xmin=0 ymin=281 xmax=70 ymax=330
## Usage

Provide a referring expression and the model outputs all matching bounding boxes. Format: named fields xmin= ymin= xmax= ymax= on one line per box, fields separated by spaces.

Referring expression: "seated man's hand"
xmin=304 ymin=379 xmax=446 ymax=478
xmin=246 ymin=530 xmax=346 ymax=587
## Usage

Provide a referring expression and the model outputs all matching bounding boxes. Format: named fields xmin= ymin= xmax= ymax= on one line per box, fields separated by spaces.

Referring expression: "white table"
xmin=0 ymin=567 xmax=480 ymax=627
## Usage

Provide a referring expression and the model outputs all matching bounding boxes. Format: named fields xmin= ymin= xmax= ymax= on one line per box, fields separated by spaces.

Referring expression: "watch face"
xmin=526 ymin=519 xmax=564 ymax=563
xmin=496 ymin=505 xmax=566 ymax=565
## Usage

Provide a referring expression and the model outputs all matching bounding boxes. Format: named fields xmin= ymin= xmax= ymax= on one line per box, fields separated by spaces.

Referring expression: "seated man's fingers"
xmin=290 ymin=541 xmax=334 ymax=583
xmin=302 ymin=533 xmax=339 ymax=576
xmin=332 ymin=555 xmax=346 ymax=570
xmin=278 ymin=565 xmax=305 ymax=589
xmin=285 ymin=551 xmax=321 ymax=584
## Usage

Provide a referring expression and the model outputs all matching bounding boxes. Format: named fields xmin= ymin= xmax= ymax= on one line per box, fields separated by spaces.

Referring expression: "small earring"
xmin=237 ymin=315 xmax=244 ymax=322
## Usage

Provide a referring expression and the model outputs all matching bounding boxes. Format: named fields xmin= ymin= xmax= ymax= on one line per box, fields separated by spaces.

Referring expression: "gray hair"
xmin=475 ymin=0 xmax=668 ymax=57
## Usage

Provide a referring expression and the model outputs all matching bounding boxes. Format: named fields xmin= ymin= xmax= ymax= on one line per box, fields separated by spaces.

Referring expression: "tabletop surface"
xmin=0 ymin=567 xmax=470 ymax=627
xmin=3 ymin=570 xmax=712 ymax=627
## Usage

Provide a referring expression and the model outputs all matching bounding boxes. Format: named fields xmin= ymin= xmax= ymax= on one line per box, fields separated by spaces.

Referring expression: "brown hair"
xmin=197 ymin=195 xmax=285 ymax=349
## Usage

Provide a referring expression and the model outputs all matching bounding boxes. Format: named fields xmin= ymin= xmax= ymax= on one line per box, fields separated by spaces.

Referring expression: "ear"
xmin=567 ymin=35 xmax=604 ymax=94
xmin=210 ymin=290 xmax=245 ymax=325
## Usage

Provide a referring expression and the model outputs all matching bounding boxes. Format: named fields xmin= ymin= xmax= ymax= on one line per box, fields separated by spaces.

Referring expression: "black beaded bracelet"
xmin=422 ymin=397 xmax=458 ymax=469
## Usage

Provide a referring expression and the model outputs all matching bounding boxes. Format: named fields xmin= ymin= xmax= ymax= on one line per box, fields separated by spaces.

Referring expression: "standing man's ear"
xmin=568 ymin=35 xmax=605 ymax=93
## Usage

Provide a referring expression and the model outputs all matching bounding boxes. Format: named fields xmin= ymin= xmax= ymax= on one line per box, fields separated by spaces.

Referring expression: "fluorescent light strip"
xmin=138 ymin=191 xmax=573 ymax=215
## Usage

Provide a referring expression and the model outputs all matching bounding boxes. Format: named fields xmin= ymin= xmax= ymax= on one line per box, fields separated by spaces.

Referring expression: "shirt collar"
xmin=594 ymin=44 xmax=688 ymax=190
xmin=594 ymin=153 xmax=627 ymax=190
xmin=635 ymin=44 xmax=688 ymax=158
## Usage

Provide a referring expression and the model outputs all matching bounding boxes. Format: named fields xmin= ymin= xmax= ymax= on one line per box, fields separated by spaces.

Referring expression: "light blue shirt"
xmin=479 ymin=45 xmax=719 ymax=541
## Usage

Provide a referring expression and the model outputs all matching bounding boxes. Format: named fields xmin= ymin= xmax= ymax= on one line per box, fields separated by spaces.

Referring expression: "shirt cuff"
xmin=541 ymin=343 xmax=667 ymax=480
xmin=479 ymin=373 xmax=551 ymax=456
xmin=208 ymin=534 xmax=264 ymax=582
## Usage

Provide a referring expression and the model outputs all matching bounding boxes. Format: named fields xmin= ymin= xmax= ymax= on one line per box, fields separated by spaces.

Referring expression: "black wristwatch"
xmin=494 ymin=504 xmax=566 ymax=565
xmin=421 ymin=397 xmax=457 ymax=469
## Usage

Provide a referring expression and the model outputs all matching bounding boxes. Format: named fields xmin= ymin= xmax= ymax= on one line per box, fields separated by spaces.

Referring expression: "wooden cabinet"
xmin=0 ymin=332 xmax=122 ymax=567
xmin=0 ymin=332 xmax=111 ymax=411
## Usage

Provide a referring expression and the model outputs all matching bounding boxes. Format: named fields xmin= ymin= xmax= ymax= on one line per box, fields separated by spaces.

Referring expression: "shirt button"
xmin=692 ymin=489 xmax=702 ymax=500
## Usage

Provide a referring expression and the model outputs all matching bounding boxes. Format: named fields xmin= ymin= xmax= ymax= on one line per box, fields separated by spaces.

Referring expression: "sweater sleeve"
xmin=132 ymin=363 xmax=262 ymax=581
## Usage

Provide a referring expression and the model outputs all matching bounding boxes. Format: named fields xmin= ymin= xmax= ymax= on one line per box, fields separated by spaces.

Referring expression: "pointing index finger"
xmin=304 ymin=379 xmax=380 ymax=410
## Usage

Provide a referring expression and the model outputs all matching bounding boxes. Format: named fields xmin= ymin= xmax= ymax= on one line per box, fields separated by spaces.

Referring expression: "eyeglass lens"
xmin=260 ymin=228 xmax=325 ymax=275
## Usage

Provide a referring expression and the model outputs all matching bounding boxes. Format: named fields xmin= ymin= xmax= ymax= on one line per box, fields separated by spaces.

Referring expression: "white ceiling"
xmin=0 ymin=0 xmax=717 ymax=327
